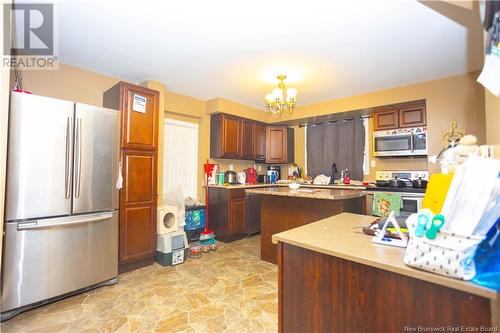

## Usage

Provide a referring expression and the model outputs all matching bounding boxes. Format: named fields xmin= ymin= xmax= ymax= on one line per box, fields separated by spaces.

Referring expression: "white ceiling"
xmin=48 ymin=0 xmax=481 ymax=109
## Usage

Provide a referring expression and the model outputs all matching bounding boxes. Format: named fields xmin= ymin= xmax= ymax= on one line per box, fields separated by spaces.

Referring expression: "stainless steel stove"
xmin=365 ymin=170 xmax=429 ymax=216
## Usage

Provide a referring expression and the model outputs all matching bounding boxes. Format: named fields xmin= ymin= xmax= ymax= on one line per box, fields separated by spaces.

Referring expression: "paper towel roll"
xmin=157 ymin=205 xmax=179 ymax=234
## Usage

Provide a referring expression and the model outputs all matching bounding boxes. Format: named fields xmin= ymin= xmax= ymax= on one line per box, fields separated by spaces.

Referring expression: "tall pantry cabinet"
xmin=104 ymin=82 xmax=159 ymax=273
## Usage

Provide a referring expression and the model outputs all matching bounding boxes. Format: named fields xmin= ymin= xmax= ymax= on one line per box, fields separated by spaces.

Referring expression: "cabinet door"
xmin=119 ymin=150 xmax=157 ymax=263
xmin=240 ymin=119 xmax=255 ymax=160
xmin=254 ymin=123 xmax=266 ymax=162
xmin=398 ymin=105 xmax=426 ymax=128
xmin=121 ymin=84 xmax=159 ymax=150
xmin=246 ymin=194 xmax=261 ymax=235
xmin=374 ymin=110 xmax=399 ymax=130
xmin=221 ymin=115 xmax=241 ymax=158
xmin=229 ymin=197 xmax=246 ymax=239
xmin=266 ymin=126 xmax=287 ymax=163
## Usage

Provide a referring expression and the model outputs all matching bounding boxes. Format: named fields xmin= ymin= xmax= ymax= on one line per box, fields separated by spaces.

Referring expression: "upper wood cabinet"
xmin=374 ymin=110 xmax=399 ymax=130
xmin=240 ymin=119 xmax=255 ymax=160
xmin=104 ymin=82 xmax=159 ymax=150
xmin=373 ymin=100 xmax=426 ymax=131
xmin=254 ymin=123 xmax=266 ymax=162
xmin=210 ymin=113 xmax=241 ymax=159
xmin=266 ymin=126 xmax=294 ymax=164
xmin=398 ymin=104 xmax=426 ymax=128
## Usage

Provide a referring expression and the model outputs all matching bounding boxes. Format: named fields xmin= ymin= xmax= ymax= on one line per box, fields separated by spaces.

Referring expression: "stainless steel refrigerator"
xmin=1 ymin=92 xmax=120 ymax=320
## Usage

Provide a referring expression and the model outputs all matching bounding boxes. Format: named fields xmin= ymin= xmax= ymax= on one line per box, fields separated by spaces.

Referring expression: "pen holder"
xmin=403 ymin=214 xmax=484 ymax=280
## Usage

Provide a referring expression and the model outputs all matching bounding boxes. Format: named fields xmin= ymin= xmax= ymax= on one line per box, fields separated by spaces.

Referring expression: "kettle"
xmin=224 ymin=170 xmax=238 ymax=184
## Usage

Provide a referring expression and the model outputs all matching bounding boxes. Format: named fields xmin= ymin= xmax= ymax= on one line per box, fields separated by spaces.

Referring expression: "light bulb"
xmin=286 ymin=88 xmax=297 ymax=98
xmin=265 ymin=93 xmax=274 ymax=103
xmin=272 ymin=87 xmax=283 ymax=100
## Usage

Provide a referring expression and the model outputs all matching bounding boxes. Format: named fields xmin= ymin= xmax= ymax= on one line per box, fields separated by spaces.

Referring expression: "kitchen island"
xmin=272 ymin=213 xmax=499 ymax=333
xmin=246 ymin=187 xmax=366 ymax=264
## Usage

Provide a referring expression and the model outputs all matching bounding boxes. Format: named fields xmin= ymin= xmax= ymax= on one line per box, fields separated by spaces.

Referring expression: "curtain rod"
xmin=299 ymin=115 xmax=372 ymax=127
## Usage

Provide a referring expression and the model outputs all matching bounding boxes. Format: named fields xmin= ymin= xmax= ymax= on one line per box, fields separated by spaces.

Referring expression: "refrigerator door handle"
xmin=65 ymin=117 xmax=72 ymax=199
xmin=75 ymin=118 xmax=82 ymax=198
xmin=17 ymin=213 xmax=114 ymax=230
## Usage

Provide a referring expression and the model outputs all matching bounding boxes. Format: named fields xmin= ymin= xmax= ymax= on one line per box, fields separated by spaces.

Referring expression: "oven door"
xmin=401 ymin=196 xmax=423 ymax=214
xmin=373 ymin=133 xmax=412 ymax=157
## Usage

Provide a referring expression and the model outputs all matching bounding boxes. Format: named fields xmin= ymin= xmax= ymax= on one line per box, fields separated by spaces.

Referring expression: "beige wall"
xmin=18 ymin=63 xmax=487 ymax=194
xmin=276 ymin=72 xmax=485 ymax=179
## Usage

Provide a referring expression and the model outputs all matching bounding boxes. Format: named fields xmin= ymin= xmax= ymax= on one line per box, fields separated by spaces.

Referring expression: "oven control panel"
xmin=375 ymin=170 xmax=429 ymax=181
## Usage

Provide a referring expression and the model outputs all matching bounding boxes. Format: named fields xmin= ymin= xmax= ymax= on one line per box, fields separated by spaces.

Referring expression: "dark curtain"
xmin=306 ymin=119 xmax=365 ymax=180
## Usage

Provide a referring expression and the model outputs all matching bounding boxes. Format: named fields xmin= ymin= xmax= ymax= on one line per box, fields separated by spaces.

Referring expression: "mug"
xmin=267 ymin=170 xmax=279 ymax=183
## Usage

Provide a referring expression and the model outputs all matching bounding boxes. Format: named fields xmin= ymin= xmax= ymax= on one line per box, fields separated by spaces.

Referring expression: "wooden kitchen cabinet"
xmin=373 ymin=109 xmax=399 ymax=130
xmin=254 ymin=123 xmax=266 ymax=162
xmin=398 ymin=104 xmax=426 ymax=128
xmin=208 ymin=188 xmax=247 ymax=242
xmin=229 ymin=197 xmax=246 ymax=238
xmin=210 ymin=113 xmax=241 ymax=159
xmin=266 ymin=126 xmax=294 ymax=164
xmin=103 ymin=82 xmax=159 ymax=273
xmin=240 ymin=119 xmax=255 ymax=159
xmin=373 ymin=100 xmax=426 ymax=131
xmin=119 ymin=150 xmax=156 ymax=264
xmin=246 ymin=193 xmax=261 ymax=235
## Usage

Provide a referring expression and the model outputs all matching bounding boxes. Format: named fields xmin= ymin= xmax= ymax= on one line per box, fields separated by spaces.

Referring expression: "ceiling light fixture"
xmin=264 ymin=74 xmax=297 ymax=114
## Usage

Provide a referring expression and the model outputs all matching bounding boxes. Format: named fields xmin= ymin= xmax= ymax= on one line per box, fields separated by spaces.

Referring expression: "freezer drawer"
xmin=1 ymin=211 xmax=118 ymax=313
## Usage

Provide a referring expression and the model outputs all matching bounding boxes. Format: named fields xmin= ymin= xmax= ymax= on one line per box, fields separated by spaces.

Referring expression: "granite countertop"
xmin=272 ymin=213 xmax=498 ymax=300
xmin=245 ymin=186 xmax=366 ymax=200
xmin=207 ymin=183 xmax=367 ymax=190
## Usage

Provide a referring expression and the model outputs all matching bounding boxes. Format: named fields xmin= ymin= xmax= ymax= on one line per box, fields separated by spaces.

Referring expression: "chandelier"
xmin=264 ymin=74 xmax=297 ymax=114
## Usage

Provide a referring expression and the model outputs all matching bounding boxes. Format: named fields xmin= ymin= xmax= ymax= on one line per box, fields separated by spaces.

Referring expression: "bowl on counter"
xmin=288 ymin=182 xmax=301 ymax=191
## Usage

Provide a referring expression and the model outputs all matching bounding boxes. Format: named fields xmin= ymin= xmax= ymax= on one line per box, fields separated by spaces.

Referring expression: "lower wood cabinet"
xmin=229 ymin=197 xmax=246 ymax=237
xmin=208 ymin=188 xmax=247 ymax=242
xmin=119 ymin=150 xmax=157 ymax=272
xmin=246 ymin=193 xmax=261 ymax=235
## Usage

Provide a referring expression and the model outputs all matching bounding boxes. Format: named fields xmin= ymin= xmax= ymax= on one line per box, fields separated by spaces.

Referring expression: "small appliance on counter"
xmin=257 ymin=174 xmax=270 ymax=183
xmin=224 ymin=170 xmax=239 ymax=184
xmin=244 ymin=167 xmax=257 ymax=184
xmin=237 ymin=172 xmax=246 ymax=184
xmin=267 ymin=165 xmax=281 ymax=181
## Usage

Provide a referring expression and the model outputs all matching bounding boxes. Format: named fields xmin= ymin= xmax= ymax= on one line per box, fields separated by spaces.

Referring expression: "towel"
xmin=373 ymin=192 xmax=402 ymax=217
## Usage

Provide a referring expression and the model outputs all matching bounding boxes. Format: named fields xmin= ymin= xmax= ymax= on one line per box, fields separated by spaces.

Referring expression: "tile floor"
xmin=1 ymin=235 xmax=278 ymax=333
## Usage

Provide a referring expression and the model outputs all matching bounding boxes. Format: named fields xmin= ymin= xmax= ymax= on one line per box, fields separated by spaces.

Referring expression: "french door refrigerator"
xmin=1 ymin=92 xmax=120 ymax=320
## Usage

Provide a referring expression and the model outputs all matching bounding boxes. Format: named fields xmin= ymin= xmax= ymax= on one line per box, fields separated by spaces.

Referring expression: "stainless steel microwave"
xmin=373 ymin=127 xmax=427 ymax=157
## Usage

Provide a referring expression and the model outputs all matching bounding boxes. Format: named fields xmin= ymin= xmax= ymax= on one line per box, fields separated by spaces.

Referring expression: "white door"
xmin=163 ymin=119 xmax=199 ymax=199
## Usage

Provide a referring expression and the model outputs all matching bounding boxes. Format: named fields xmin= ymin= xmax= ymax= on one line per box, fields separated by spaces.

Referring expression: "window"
xmin=163 ymin=119 xmax=199 ymax=199
xmin=305 ymin=118 xmax=367 ymax=181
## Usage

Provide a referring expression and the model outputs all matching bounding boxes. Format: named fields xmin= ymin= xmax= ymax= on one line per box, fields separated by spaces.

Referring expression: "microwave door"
xmin=374 ymin=134 xmax=412 ymax=157
xmin=412 ymin=132 xmax=428 ymax=155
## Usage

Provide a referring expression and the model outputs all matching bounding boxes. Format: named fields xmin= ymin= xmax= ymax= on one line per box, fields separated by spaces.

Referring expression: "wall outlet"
xmin=370 ymin=159 xmax=376 ymax=168
xmin=257 ymin=165 xmax=262 ymax=172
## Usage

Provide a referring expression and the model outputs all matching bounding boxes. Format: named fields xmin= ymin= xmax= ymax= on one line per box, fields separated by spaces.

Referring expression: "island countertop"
xmin=272 ymin=212 xmax=498 ymax=300
xmin=245 ymin=186 xmax=366 ymax=200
